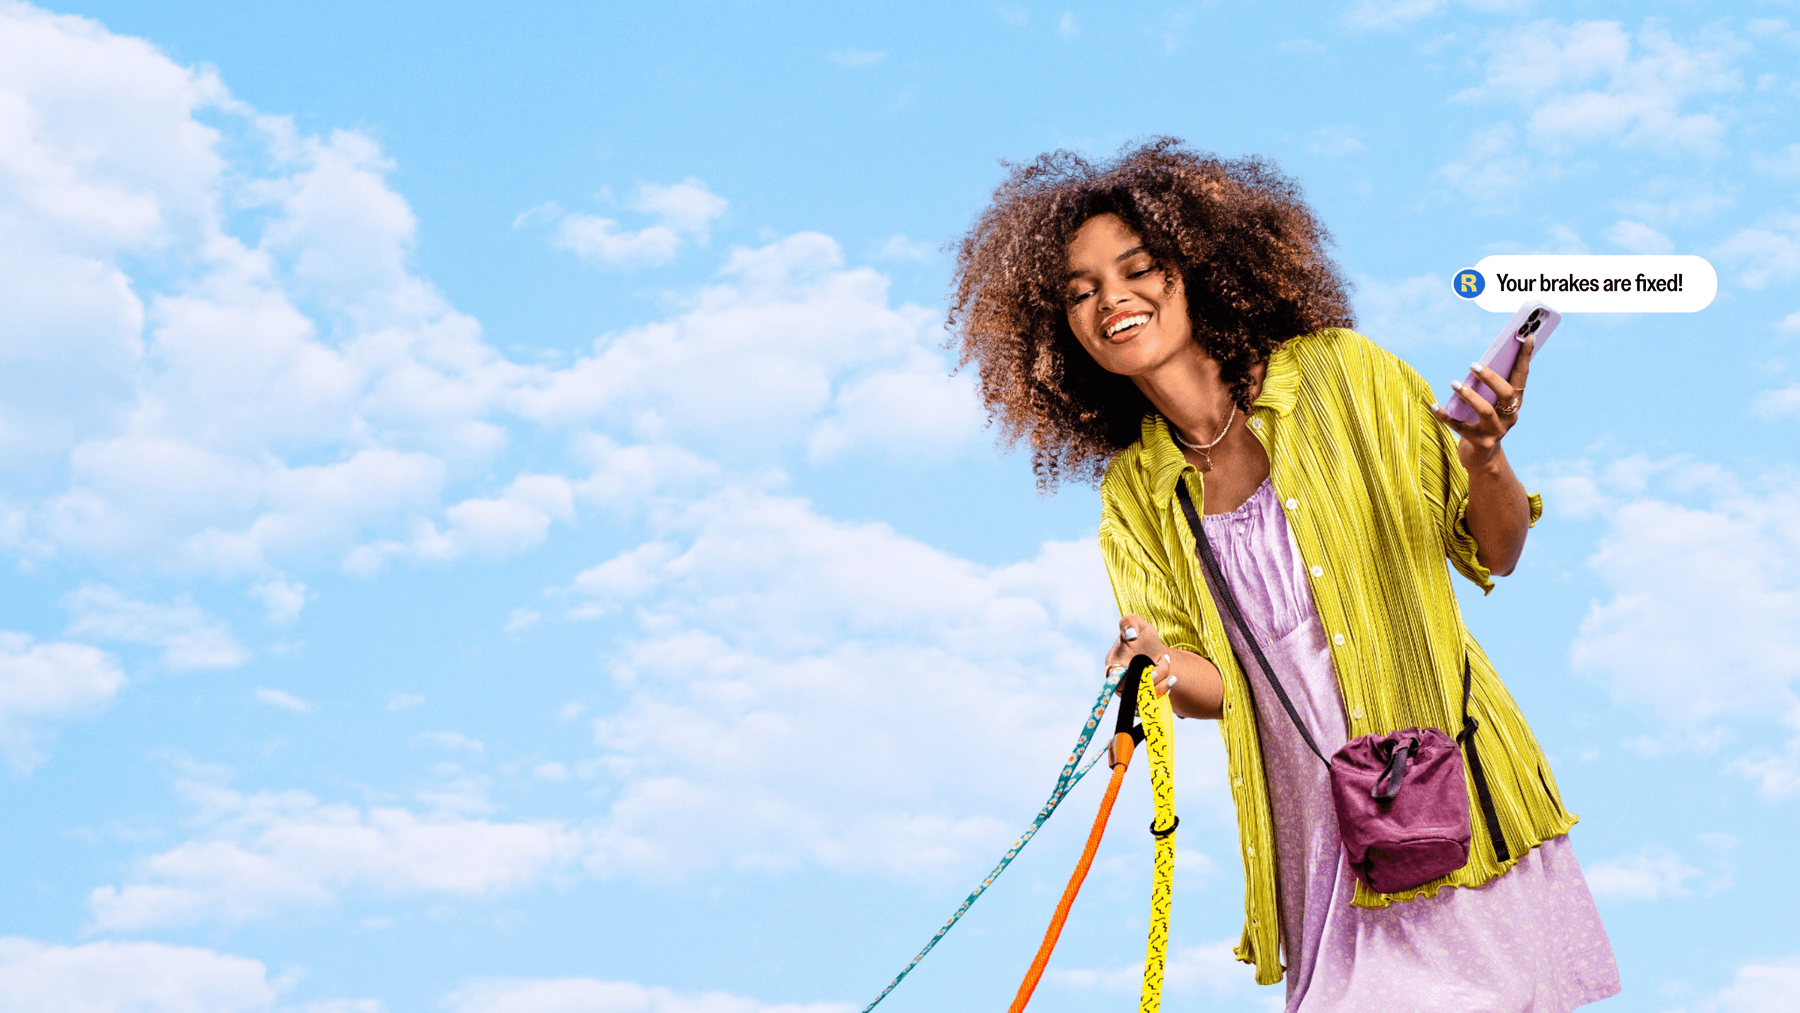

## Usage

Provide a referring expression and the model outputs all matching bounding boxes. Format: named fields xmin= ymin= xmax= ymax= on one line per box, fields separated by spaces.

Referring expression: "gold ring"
xmin=1497 ymin=396 xmax=1521 ymax=416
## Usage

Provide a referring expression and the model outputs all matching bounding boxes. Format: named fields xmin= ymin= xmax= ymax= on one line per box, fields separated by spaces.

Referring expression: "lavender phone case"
xmin=1444 ymin=300 xmax=1558 ymax=425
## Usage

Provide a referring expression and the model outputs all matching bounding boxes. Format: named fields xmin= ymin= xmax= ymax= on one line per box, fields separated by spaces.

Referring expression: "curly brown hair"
xmin=947 ymin=137 xmax=1355 ymax=489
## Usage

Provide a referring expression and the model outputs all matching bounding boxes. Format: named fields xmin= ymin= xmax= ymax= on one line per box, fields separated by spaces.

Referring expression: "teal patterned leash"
xmin=860 ymin=668 xmax=1124 ymax=1013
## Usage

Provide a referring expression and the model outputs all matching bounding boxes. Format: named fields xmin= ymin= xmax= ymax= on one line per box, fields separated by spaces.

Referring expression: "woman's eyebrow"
xmin=1066 ymin=245 xmax=1152 ymax=281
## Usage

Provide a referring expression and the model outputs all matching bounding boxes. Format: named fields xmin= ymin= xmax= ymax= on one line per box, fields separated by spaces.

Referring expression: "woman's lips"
xmin=1105 ymin=311 xmax=1151 ymax=341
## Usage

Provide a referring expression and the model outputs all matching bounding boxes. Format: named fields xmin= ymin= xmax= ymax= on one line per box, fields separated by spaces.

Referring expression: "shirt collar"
xmin=1143 ymin=343 xmax=1300 ymax=507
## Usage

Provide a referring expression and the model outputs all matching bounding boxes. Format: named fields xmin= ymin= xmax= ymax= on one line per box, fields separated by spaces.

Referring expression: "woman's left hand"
xmin=1431 ymin=335 xmax=1534 ymax=467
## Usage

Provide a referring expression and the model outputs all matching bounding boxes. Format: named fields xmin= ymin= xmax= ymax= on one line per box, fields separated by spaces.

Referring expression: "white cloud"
xmin=827 ymin=49 xmax=886 ymax=68
xmin=386 ymin=692 xmax=425 ymax=711
xmin=1436 ymin=124 xmax=1537 ymax=208
xmin=1052 ymin=938 xmax=1246 ymax=993
xmin=1754 ymin=383 xmax=1800 ymax=419
xmin=1583 ymin=843 xmax=1700 ymax=900
xmin=1352 ymin=272 xmax=1488 ymax=351
xmin=1752 ymin=143 xmax=1800 ymax=176
xmin=348 ymin=473 xmax=578 ymax=571
xmin=447 ymin=978 xmax=850 ymax=1013
xmin=873 ymin=234 xmax=935 ymax=262
xmin=0 ymin=7 xmax=569 ymax=577
xmin=1567 ymin=465 xmax=1800 ymax=724
xmin=631 ymin=180 xmax=729 ymax=237
xmin=1440 ymin=21 xmax=1744 ymax=204
xmin=551 ymin=488 xmax=1232 ymax=881
xmin=0 ymin=631 xmax=126 ymax=772
xmin=512 ymin=232 xmax=956 ymax=463
xmin=253 ymin=687 xmax=315 ymax=714
xmin=1605 ymin=219 xmax=1675 ymax=254
xmin=63 ymin=585 xmax=247 ymax=670
xmin=1 ymin=6 xmax=968 ymax=586
xmin=1676 ymin=958 xmax=1800 ymax=1013
xmin=0 ymin=936 xmax=277 ymax=1013
xmin=567 ymin=435 xmax=720 ymax=511
xmin=1735 ymin=734 xmax=1800 ymax=800
xmin=415 ymin=730 xmax=485 ymax=754
xmin=1713 ymin=215 xmax=1800 ymax=289
xmin=87 ymin=780 xmax=584 ymax=931
xmin=1344 ymin=0 xmax=1444 ymax=31
xmin=252 ymin=577 xmax=307 ymax=625
xmin=569 ymin=540 xmax=679 ymax=603
xmin=1058 ymin=13 xmax=1079 ymax=40
xmin=805 ymin=365 xmax=981 ymax=464
xmin=1559 ymin=458 xmax=1800 ymax=792
xmin=1614 ymin=176 xmax=1733 ymax=226
xmin=539 ymin=180 xmax=727 ymax=269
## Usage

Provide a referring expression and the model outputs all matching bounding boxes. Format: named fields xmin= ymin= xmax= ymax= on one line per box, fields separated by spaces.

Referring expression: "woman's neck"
xmin=1130 ymin=344 xmax=1238 ymax=442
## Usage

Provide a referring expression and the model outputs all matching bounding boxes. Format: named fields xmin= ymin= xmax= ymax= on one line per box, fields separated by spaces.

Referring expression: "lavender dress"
xmin=1200 ymin=480 xmax=1620 ymax=1012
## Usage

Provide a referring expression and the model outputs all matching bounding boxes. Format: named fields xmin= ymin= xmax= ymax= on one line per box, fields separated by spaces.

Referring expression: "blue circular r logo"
xmin=1453 ymin=269 xmax=1485 ymax=299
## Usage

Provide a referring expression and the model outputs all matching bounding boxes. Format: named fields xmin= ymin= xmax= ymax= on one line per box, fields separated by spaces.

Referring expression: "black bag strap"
xmin=1176 ymin=480 xmax=1330 ymax=768
xmin=1456 ymin=656 xmax=1511 ymax=863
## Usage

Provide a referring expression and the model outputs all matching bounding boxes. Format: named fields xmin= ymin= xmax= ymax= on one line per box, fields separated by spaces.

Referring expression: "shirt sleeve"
xmin=1098 ymin=512 xmax=1207 ymax=660
xmin=1409 ymin=376 xmax=1543 ymax=594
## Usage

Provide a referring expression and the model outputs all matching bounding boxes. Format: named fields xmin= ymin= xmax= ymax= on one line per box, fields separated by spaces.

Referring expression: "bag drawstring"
xmin=1370 ymin=736 xmax=1419 ymax=802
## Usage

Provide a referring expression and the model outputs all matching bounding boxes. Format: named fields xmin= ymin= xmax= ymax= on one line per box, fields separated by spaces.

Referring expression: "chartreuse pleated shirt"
xmin=1098 ymin=328 xmax=1572 ymax=986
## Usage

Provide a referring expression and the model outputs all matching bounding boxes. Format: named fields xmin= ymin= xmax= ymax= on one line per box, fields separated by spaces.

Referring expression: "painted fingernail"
xmin=1123 ymin=628 xmax=1138 ymax=641
xmin=1451 ymin=381 xmax=1464 ymax=392
xmin=1168 ymin=675 xmax=1179 ymax=686
xmin=1471 ymin=362 xmax=1484 ymax=373
xmin=1161 ymin=654 xmax=1171 ymax=664
xmin=1431 ymin=403 xmax=1441 ymax=412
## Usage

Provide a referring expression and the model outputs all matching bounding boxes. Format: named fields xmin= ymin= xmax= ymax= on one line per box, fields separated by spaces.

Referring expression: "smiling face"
xmin=1063 ymin=213 xmax=1194 ymax=378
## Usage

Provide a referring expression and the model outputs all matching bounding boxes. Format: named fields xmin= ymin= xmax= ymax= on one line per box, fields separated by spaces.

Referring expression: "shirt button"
xmin=1351 ymin=707 xmax=1364 ymax=720
xmin=1285 ymin=497 xmax=1299 ymax=510
xmin=1311 ymin=565 xmax=1324 ymax=578
xmin=1247 ymin=845 xmax=1256 ymax=857
xmin=1333 ymin=633 xmax=1346 ymax=646
xmin=1250 ymin=417 xmax=1263 ymax=431
xmin=1234 ymin=777 xmax=1243 ymax=787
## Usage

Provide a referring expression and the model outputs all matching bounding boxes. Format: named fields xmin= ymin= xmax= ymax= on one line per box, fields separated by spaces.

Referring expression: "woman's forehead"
xmin=1067 ymin=213 xmax=1147 ymax=273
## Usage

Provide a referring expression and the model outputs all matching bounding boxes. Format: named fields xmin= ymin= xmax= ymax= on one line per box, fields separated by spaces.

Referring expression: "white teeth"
xmin=1107 ymin=313 xmax=1150 ymax=336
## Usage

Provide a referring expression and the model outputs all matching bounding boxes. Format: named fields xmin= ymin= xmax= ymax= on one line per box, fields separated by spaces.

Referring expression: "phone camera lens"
xmin=1527 ymin=319 xmax=1541 ymax=334
xmin=1527 ymin=309 xmax=1543 ymax=322
xmin=1517 ymin=327 xmax=1530 ymax=339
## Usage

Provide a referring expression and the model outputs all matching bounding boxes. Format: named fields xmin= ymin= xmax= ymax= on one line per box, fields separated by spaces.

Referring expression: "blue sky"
xmin=0 ymin=1 xmax=1797 ymax=1010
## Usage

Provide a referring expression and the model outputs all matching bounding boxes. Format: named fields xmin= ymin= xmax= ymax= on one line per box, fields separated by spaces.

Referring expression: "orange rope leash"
xmin=1006 ymin=729 xmax=1137 ymax=1013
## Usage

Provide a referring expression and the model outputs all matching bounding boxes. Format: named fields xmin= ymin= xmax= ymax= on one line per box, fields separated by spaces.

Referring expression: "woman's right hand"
xmin=1107 ymin=614 xmax=1174 ymax=696
xmin=1105 ymin=614 xmax=1175 ymax=767
xmin=1105 ymin=614 xmax=1225 ymax=723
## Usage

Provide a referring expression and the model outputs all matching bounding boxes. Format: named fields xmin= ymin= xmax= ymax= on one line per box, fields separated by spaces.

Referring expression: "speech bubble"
xmin=1450 ymin=255 xmax=1716 ymax=313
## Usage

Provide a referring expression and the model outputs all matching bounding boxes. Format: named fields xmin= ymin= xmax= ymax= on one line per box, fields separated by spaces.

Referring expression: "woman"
xmin=948 ymin=140 xmax=1619 ymax=1011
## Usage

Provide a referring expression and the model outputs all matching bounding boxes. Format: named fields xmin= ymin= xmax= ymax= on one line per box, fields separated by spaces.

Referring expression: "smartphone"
xmin=1443 ymin=300 xmax=1558 ymax=425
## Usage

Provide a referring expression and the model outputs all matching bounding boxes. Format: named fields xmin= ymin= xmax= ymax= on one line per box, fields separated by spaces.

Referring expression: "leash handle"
xmin=1111 ymin=654 xmax=1152 ymax=768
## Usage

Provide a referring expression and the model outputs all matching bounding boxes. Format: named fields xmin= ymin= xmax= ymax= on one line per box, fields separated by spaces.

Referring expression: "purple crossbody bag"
xmin=1176 ymin=482 xmax=1508 ymax=894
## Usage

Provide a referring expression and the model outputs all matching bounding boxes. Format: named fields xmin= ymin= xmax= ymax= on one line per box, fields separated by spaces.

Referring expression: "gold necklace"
xmin=1171 ymin=404 xmax=1236 ymax=473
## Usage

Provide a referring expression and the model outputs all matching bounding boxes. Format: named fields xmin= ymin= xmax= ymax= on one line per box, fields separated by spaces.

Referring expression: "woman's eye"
xmin=1068 ymin=289 xmax=1094 ymax=305
xmin=1128 ymin=267 xmax=1154 ymax=279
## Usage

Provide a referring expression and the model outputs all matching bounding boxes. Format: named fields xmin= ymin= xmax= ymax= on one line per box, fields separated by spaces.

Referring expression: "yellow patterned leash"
xmin=1137 ymin=664 xmax=1178 ymax=1013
